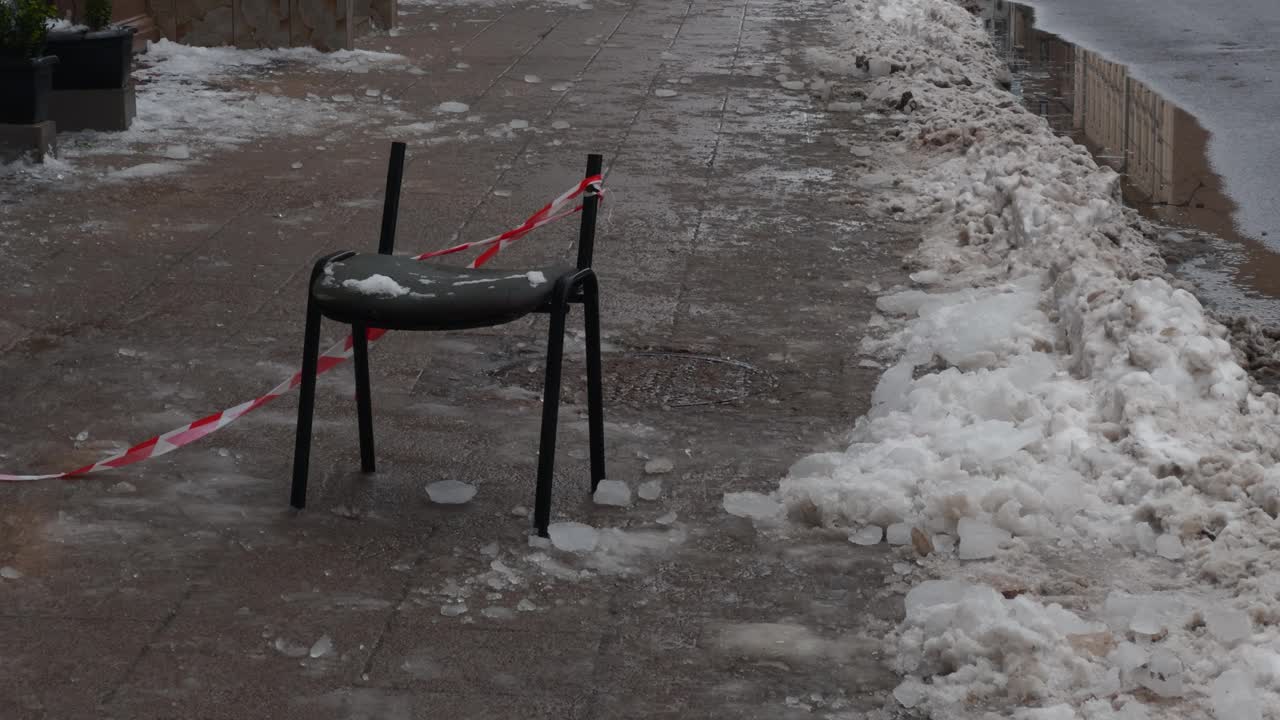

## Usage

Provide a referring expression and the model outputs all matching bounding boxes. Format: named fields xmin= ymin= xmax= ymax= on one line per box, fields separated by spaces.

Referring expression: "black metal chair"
xmin=290 ymin=142 xmax=607 ymax=536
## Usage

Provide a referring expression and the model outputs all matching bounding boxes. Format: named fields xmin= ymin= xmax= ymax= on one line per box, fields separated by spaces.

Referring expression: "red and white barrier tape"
xmin=0 ymin=175 xmax=604 ymax=482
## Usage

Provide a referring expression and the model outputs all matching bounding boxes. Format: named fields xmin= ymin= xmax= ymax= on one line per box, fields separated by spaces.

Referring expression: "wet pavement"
xmin=987 ymin=1 xmax=1280 ymax=325
xmin=0 ymin=0 xmax=915 ymax=717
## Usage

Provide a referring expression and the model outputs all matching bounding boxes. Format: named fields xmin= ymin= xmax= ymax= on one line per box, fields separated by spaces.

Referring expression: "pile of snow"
xmin=757 ymin=0 xmax=1280 ymax=716
xmin=138 ymin=39 xmax=412 ymax=79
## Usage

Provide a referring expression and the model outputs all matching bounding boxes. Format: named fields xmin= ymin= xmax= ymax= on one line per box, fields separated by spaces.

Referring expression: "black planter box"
xmin=0 ymin=55 xmax=59 ymax=125
xmin=45 ymin=27 xmax=135 ymax=90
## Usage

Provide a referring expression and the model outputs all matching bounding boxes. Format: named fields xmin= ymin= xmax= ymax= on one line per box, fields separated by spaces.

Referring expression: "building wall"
xmin=149 ymin=0 xmax=393 ymax=50
xmin=55 ymin=0 xmax=394 ymax=51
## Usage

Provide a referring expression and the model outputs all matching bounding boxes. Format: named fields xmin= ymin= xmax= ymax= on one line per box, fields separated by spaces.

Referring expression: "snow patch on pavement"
xmin=3 ymin=40 xmax=412 ymax=194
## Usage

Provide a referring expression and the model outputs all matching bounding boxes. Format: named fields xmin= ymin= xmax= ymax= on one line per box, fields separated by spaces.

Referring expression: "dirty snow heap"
xmin=771 ymin=0 xmax=1280 ymax=717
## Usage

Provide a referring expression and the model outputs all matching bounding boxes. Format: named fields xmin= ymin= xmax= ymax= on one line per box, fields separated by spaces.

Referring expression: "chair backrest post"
xmin=378 ymin=142 xmax=408 ymax=255
xmin=575 ymin=153 xmax=604 ymax=270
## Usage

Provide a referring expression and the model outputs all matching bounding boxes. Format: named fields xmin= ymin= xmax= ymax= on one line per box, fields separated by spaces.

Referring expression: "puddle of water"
xmin=984 ymin=2 xmax=1280 ymax=322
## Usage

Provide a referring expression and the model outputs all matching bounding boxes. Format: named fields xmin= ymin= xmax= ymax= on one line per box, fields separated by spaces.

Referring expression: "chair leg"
xmin=352 ymin=323 xmax=376 ymax=473
xmin=291 ymin=298 xmax=324 ymax=509
xmin=534 ymin=299 xmax=570 ymax=537
xmin=582 ymin=274 xmax=607 ymax=493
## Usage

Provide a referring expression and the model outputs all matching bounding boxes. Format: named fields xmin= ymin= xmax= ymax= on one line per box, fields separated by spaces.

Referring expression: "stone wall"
xmin=147 ymin=0 xmax=393 ymax=51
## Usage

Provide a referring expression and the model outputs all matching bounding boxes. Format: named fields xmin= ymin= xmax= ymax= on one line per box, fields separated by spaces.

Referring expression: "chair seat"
xmin=313 ymin=254 xmax=576 ymax=331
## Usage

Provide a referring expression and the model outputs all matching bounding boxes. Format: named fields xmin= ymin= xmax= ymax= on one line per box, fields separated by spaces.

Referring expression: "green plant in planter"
xmin=0 ymin=0 xmax=58 ymax=57
xmin=84 ymin=0 xmax=110 ymax=30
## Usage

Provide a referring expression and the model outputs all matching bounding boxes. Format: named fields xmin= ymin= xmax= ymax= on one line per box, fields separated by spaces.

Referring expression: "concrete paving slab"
xmin=0 ymin=0 xmax=922 ymax=716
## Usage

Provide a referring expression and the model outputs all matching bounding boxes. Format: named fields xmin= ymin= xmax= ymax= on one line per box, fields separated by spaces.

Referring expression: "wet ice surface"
xmin=1019 ymin=0 xmax=1280 ymax=245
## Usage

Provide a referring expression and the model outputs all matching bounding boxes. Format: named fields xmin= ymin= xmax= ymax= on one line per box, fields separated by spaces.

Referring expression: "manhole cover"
xmin=492 ymin=350 xmax=774 ymax=408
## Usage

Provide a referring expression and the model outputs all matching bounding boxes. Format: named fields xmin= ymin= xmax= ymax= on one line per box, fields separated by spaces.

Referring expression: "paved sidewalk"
xmin=0 ymin=0 xmax=918 ymax=717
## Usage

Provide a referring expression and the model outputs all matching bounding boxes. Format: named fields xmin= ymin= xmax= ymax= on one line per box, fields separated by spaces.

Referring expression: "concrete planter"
xmin=0 ymin=55 xmax=59 ymax=125
xmin=45 ymin=27 xmax=136 ymax=90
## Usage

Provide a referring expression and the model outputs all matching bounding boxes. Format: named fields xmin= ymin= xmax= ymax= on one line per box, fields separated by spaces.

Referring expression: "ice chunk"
xmin=780 ymin=79 xmax=805 ymax=91
xmin=308 ymin=635 xmax=333 ymax=658
xmin=1112 ymin=641 xmax=1147 ymax=672
xmin=163 ymin=145 xmax=190 ymax=160
xmin=643 ymin=457 xmax=674 ymax=474
xmin=1155 ymin=533 xmax=1185 ymax=560
xmin=108 ymin=481 xmax=137 ymax=494
xmin=893 ymin=679 xmax=926 ymax=708
xmin=957 ymin=518 xmax=1010 ymax=559
xmin=551 ymin=120 xmax=571 ymax=130
xmin=510 ymin=505 xmax=529 ymax=517
xmin=548 ymin=522 xmax=599 ymax=553
xmin=1206 ymin=608 xmax=1252 ymax=644
xmin=272 ymin=637 xmax=309 ymax=658
xmin=480 ymin=542 xmax=499 ymax=557
xmin=904 ymin=580 xmax=974 ymax=614
xmin=0 ymin=566 xmax=22 ymax=580
xmin=1129 ymin=605 xmax=1164 ymax=636
xmin=481 ymin=606 xmax=515 ymax=620
xmin=1015 ymin=706 xmax=1075 ymax=720
xmin=1138 ymin=650 xmax=1183 ymax=697
xmin=850 ymin=526 xmax=883 ymax=546
xmin=291 ymin=161 xmax=303 ymax=169
xmin=656 ymin=511 xmax=677 ymax=525
xmin=425 ymin=480 xmax=477 ymax=504
xmin=637 ymin=480 xmax=663 ymax=501
xmin=886 ymin=523 xmax=911 ymax=545
xmin=871 ymin=361 xmax=913 ymax=411
xmin=440 ymin=603 xmax=468 ymax=617
xmin=508 ymin=119 xmax=529 ymax=130
xmin=1133 ymin=522 xmax=1158 ymax=554
xmin=1104 ymin=591 xmax=1187 ymax=634
xmin=523 ymin=74 xmax=541 ymax=83
xmin=517 ymin=598 xmax=538 ymax=612
xmin=654 ymin=89 xmax=678 ymax=98
xmin=436 ymin=101 xmax=470 ymax=113
xmin=722 ymin=492 xmax=782 ymax=521
xmin=592 ymin=480 xmax=632 ymax=507
xmin=1211 ymin=669 xmax=1261 ymax=720
xmin=934 ymin=420 xmax=1038 ymax=462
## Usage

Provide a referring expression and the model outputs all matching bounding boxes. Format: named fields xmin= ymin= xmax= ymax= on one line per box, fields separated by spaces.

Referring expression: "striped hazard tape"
xmin=0 ymin=175 xmax=604 ymax=482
